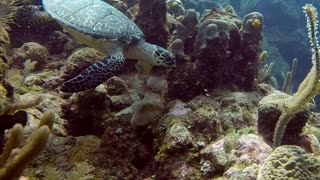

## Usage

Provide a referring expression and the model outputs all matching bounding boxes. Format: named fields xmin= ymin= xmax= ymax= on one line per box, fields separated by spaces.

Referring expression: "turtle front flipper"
xmin=60 ymin=54 xmax=125 ymax=92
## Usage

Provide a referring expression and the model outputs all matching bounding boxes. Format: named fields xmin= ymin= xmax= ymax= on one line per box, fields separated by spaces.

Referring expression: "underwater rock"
xmin=22 ymin=72 xmax=51 ymax=91
xmin=200 ymin=138 xmax=234 ymax=176
xmin=188 ymin=92 xmax=260 ymax=132
xmin=167 ymin=100 xmax=192 ymax=117
xmin=224 ymin=134 xmax=272 ymax=179
xmin=60 ymin=47 xmax=104 ymax=84
xmin=197 ymin=134 xmax=272 ymax=179
xmin=156 ymin=117 xmax=194 ymax=156
xmin=107 ymin=87 xmax=141 ymax=111
xmin=11 ymin=42 xmax=48 ymax=70
xmin=258 ymin=91 xmax=310 ymax=146
xmin=146 ymin=73 xmax=167 ymax=93
xmin=131 ymin=94 xmax=163 ymax=127
xmin=256 ymin=83 xmax=273 ymax=96
xmin=61 ymin=91 xmax=111 ymax=136
xmin=46 ymin=30 xmax=72 ymax=54
xmin=106 ymin=76 xmax=128 ymax=96
xmin=63 ymin=39 xmax=83 ymax=55
xmin=187 ymin=104 xmax=223 ymax=144
xmin=257 ymin=145 xmax=320 ymax=180
xmin=236 ymin=134 xmax=272 ymax=165
xmin=108 ymin=94 xmax=134 ymax=111
xmin=29 ymin=135 xmax=103 ymax=178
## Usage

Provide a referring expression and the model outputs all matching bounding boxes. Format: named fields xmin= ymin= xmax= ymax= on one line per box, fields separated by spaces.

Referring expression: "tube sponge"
xmin=170 ymin=39 xmax=190 ymax=61
xmin=195 ymin=19 xmax=230 ymax=49
xmin=242 ymin=12 xmax=263 ymax=34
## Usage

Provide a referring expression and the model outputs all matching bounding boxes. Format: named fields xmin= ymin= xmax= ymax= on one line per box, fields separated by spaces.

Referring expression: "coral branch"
xmin=0 ymin=110 xmax=54 ymax=179
xmin=3 ymin=95 xmax=42 ymax=115
xmin=0 ymin=124 xmax=23 ymax=168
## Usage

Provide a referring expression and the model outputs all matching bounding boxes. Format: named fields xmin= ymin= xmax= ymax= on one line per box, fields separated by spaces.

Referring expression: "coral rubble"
xmin=1 ymin=0 xmax=320 ymax=179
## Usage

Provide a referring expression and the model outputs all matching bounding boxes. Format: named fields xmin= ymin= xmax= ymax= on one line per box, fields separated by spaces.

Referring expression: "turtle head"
xmin=153 ymin=46 xmax=176 ymax=68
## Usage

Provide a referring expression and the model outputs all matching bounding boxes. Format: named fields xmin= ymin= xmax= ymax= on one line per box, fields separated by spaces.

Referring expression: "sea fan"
xmin=66 ymin=162 xmax=95 ymax=180
xmin=43 ymin=166 xmax=64 ymax=180
xmin=43 ymin=162 xmax=95 ymax=180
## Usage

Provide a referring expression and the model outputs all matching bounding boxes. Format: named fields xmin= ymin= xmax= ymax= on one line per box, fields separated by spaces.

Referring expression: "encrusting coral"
xmin=0 ymin=110 xmax=54 ymax=179
xmin=258 ymin=4 xmax=320 ymax=148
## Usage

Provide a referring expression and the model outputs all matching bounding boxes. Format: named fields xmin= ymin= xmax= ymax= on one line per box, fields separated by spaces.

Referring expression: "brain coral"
xmin=257 ymin=145 xmax=320 ymax=180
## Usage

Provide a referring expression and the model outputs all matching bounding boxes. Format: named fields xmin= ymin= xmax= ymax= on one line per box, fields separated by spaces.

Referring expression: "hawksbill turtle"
xmin=42 ymin=0 xmax=176 ymax=92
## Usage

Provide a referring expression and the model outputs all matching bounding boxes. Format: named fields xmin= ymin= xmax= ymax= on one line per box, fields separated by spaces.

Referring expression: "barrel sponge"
xmin=257 ymin=145 xmax=320 ymax=180
xmin=242 ymin=12 xmax=263 ymax=34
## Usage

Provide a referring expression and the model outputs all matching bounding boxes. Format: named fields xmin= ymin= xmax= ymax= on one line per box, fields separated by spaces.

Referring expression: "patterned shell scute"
xmin=43 ymin=0 xmax=144 ymax=41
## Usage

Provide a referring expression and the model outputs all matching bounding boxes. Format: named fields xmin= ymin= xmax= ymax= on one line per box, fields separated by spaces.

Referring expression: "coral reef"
xmin=11 ymin=42 xmax=49 ymax=70
xmin=1 ymin=0 xmax=319 ymax=179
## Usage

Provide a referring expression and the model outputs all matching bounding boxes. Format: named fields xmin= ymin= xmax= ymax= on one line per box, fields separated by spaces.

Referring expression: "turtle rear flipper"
xmin=60 ymin=54 xmax=125 ymax=93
